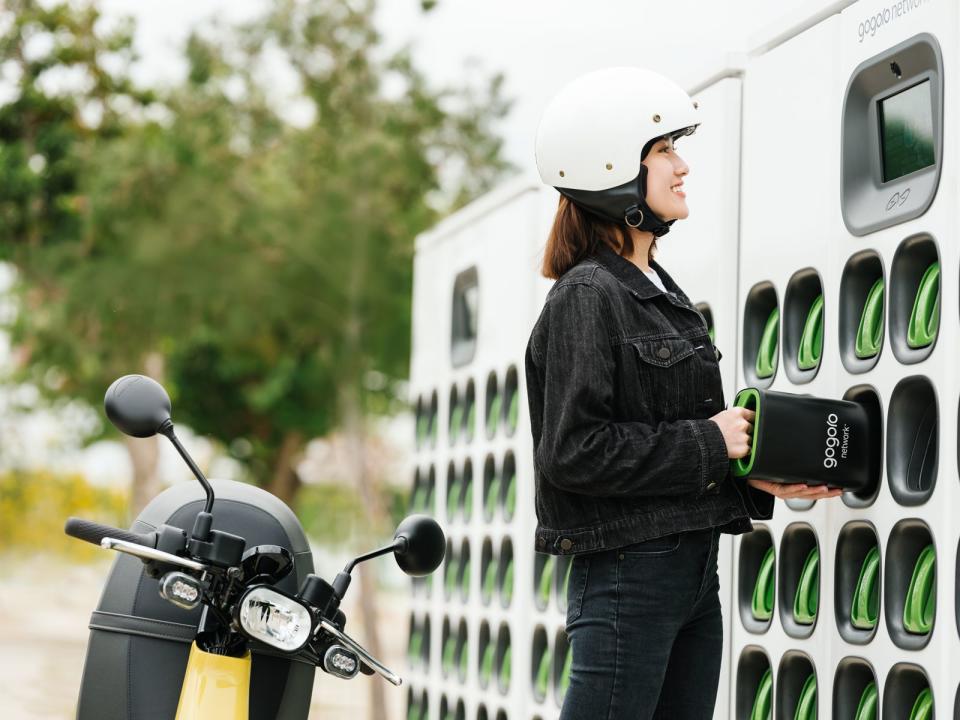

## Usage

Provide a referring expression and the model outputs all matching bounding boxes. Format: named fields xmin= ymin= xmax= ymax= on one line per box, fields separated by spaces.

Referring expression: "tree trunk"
xmin=125 ymin=352 xmax=165 ymax=517
xmin=266 ymin=430 xmax=304 ymax=507
xmin=341 ymin=382 xmax=389 ymax=720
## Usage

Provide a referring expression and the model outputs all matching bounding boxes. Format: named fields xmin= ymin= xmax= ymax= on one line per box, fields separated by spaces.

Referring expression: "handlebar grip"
xmin=64 ymin=517 xmax=157 ymax=549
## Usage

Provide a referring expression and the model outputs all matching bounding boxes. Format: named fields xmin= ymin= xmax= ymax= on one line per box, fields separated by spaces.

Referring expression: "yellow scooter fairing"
xmin=175 ymin=641 xmax=252 ymax=720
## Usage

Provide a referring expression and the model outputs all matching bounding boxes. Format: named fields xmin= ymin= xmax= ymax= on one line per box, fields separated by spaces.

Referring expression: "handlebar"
xmin=65 ymin=517 xmax=157 ymax=549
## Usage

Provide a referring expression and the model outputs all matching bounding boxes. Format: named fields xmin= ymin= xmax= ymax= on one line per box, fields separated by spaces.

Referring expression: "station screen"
xmin=878 ymin=79 xmax=935 ymax=183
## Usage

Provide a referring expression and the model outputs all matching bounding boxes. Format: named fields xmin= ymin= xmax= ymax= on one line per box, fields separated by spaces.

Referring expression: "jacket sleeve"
xmin=531 ymin=281 xmax=731 ymax=499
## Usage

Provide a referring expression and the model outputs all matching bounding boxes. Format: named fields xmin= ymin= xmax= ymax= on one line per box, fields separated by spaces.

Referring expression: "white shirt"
xmin=643 ymin=267 xmax=667 ymax=293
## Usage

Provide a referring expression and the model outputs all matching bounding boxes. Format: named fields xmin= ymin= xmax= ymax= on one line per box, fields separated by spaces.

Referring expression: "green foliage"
xmin=296 ymin=480 xmax=407 ymax=547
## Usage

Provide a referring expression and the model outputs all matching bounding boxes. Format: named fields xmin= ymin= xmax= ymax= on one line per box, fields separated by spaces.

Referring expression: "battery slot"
xmin=882 ymin=664 xmax=932 ymax=720
xmin=884 ymin=520 xmax=935 ymax=650
xmin=531 ymin=626 xmax=550 ymax=701
xmin=734 ymin=646 xmax=771 ymax=720
xmin=890 ymin=235 xmax=939 ymax=364
xmin=738 ymin=528 xmax=774 ymax=633
xmin=887 ymin=376 xmax=937 ymax=505
xmin=833 ymin=657 xmax=878 ymax=720
xmin=779 ymin=524 xmax=819 ymax=638
xmin=841 ymin=386 xmax=883 ymax=509
xmin=783 ymin=267 xmax=824 ymax=382
xmin=742 ymin=281 xmax=779 ymax=387
xmin=840 ymin=251 xmax=885 ymax=372
xmin=776 ymin=651 xmax=816 ymax=720
xmin=553 ymin=628 xmax=571 ymax=706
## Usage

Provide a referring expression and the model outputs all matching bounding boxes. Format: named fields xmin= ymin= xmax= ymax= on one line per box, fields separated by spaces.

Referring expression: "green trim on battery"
xmin=442 ymin=633 xmax=456 ymax=673
xmin=855 ymin=278 xmax=885 ymax=359
xmin=794 ymin=547 xmax=820 ymax=625
xmin=502 ymin=557 xmax=514 ymax=605
xmin=446 ymin=478 xmax=460 ymax=518
xmin=460 ymin=558 xmax=470 ymax=597
xmin=751 ymin=546 xmax=776 ymax=621
xmin=466 ymin=402 xmax=475 ymax=438
xmin=408 ymin=628 xmax=423 ymax=659
xmin=537 ymin=556 xmax=555 ymax=608
xmin=487 ymin=393 xmax=501 ymax=436
xmin=444 ymin=557 xmax=458 ymax=596
xmin=448 ymin=402 xmax=462 ymax=438
xmin=908 ymin=687 xmax=933 ymax=720
xmin=462 ymin=480 xmax=472 ymax=519
xmin=535 ymin=647 xmax=552 ymax=697
xmin=482 ymin=558 xmax=498 ymax=600
xmin=797 ymin=294 xmax=824 ymax=370
xmin=851 ymin=546 xmax=881 ymax=630
xmin=504 ymin=471 xmax=517 ymax=519
xmin=458 ymin=638 xmax=468 ymax=678
xmin=499 ymin=645 xmax=512 ymax=690
xmin=903 ymin=543 xmax=936 ymax=634
xmin=750 ymin=668 xmax=773 ymax=720
xmin=411 ymin=484 xmax=426 ymax=512
xmin=854 ymin=681 xmax=878 ymax=720
xmin=907 ymin=261 xmax=940 ymax=348
xmin=794 ymin=673 xmax=817 ymax=720
xmin=480 ymin=643 xmax=495 ymax=685
xmin=708 ymin=325 xmax=715 ymax=343
xmin=507 ymin=390 xmax=519 ymax=433
xmin=732 ymin=388 xmax=761 ymax=478
xmin=559 ymin=644 xmax=572 ymax=697
xmin=485 ymin=476 xmax=500 ymax=518
xmin=756 ymin=307 xmax=779 ymax=378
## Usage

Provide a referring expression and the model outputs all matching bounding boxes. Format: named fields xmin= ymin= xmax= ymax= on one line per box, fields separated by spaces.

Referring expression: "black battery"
xmin=730 ymin=387 xmax=876 ymax=491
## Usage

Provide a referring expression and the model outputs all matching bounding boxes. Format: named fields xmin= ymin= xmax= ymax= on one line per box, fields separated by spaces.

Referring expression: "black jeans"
xmin=560 ymin=527 xmax=723 ymax=720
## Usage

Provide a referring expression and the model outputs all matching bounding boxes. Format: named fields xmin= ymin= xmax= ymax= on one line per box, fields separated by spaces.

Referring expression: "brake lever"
xmin=101 ymin=537 xmax=209 ymax=572
xmin=315 ymin=616 xmax=402 ymax=686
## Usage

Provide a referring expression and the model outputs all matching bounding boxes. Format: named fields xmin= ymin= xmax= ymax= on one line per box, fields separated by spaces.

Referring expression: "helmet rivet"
xmin=652 ymin=113 xmax=661 ymax=123
xmin=559 ymin=170 xmax=565 ymax=177
xmin=605 ymin=163 xmax=613 ymax=170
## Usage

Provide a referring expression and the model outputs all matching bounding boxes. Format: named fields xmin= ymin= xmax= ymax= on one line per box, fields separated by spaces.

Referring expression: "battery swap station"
xmin=404 ymin=1 xmax=960 ymax=719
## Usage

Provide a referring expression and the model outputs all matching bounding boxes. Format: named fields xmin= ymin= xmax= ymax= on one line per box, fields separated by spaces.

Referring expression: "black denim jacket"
xmin=525 ymin=243 xmax=774 ymax=556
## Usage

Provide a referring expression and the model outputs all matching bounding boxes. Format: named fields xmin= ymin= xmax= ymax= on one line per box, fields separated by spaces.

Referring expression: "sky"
xmin=96 ymin=0 xmax=793 ymax=176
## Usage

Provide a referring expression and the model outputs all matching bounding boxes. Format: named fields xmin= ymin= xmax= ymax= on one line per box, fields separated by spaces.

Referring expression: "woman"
xmin=524 ymin=67 xmax=841 ymax=720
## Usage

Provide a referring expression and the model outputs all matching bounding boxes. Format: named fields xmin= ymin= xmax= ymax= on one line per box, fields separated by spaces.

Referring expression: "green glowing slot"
xmin=442 ymin=633 xmax=456 ymax=673
xmin=854 ymin=681 xmax=878 ymax=720
xmin=485 ymin=476 xmax=500 ymax=518
xmin=535 ymin=647 xmax=552 ymax=697
xmin=446 ymin=479 xmax=460 ymax=518
xmin=487 ymin=393 xmax=501 ymax=436
xmin=502 ymin=558 xmax=514 ymax=605
xmin=751 ymin=546 xmax=775 ymax=622
xmin=559 ymin=644 xmax=572 ymax=697
xmin=908 ymin=687 xmax=933 ymax=720
xmin=794 ymin=673 xmax=817 ymax=720
xmin=903 ymin=544 xmax=936 ymax=634
xmin=794 ymin=547 xmax=820 ymax=625
xmin=507 ymin=391 xmax=519 ymax=433
xmin=756 ymin=307 xmax=779 ymax=378
xmin=483 ymin=558 xmax=498 ymax=600
xmin=499 ymin=645 xmax=512 ymax=690
xmin=537 ymin=556 xmax=555 ymax=607
xmin=460 ymin=558 xmax=470 ymax=596
xmin=750 ymin=668 xmax=773 ymax=720
xmin=732 ymin=388 xmax=761 ymax=478
xmin=851 ymin=546 xmax=880 ymax=630
xmin=855 ymin=278 xmax=884 ymax=359
xmin=449 ymin=402 xmax=462 ymax=437
xmin=504 ymin=471 xmax=517 ymax=519
xmin=907 ymin=261 xmax=939 ymax=348
xmin=480 ymin=643 xmax=494 ymax=685
xmin=797 ymin=294 xmax=824 ymax=370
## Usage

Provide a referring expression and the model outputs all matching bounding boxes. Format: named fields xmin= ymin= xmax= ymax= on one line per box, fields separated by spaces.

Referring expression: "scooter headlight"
xmin=237 ymin=586 xmax=313 ymax=652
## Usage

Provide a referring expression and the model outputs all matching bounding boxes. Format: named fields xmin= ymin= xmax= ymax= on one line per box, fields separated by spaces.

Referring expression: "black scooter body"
xmin=731 ymin=387 xmax=879 ymax=491
xmin=75 ymin=479 xmax=316 ymax=719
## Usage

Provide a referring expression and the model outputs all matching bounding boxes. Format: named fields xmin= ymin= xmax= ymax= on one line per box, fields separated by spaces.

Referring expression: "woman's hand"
xmin=710 ymin=406 xmax=843 ymax=500
xmin=746 ymin=478 xmax=843 ymax=500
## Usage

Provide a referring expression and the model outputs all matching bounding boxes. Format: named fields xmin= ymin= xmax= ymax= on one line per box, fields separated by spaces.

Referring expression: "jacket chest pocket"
xmin=630 ymin=335 xmax=700 ymax=418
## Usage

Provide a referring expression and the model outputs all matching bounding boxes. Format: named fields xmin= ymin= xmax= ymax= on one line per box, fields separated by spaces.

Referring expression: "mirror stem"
xmin=158 ymin=421 xmax=215 ymax=514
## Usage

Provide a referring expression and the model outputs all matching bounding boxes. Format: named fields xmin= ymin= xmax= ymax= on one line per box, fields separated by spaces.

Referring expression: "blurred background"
xmin=0 ymin=0 xmax=784 ymax=718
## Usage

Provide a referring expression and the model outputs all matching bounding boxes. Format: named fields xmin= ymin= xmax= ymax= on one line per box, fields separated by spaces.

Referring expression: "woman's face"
xmin=641 ymin=135 xmax=689 ymax=221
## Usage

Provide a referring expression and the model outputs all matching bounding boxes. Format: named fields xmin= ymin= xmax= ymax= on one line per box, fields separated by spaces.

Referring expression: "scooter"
xmin=64 ymin=374 xmax=445 ymax=719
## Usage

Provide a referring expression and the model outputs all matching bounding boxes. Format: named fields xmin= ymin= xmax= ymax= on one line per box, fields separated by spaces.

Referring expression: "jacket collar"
xmin=590 ymin=242 xmax=685 ymax=301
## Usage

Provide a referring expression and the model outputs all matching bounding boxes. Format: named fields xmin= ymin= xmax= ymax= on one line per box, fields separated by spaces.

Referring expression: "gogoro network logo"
xmin=858 ymin=0 xmax=933 ymax=43
xmin=886 ymin=187 xmax=910 ymax=211
xmin=824 ymin=413 xmax=851 ymax=469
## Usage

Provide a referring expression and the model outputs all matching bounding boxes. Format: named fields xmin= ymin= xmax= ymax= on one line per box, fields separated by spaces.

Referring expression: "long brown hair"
xmin=540 ymin=194 xmax=657 ymax=279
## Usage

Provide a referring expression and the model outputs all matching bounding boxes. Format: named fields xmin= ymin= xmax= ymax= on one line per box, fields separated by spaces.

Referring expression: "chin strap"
xmin=556 ymin=162 xmax=676 ymax=237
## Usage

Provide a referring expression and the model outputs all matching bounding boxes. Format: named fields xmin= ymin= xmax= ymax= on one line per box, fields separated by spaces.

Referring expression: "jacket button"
xmin=657 ymin=346 xmax=671 ymax=359
xmin=706 ymin=482 xmax=717 ymax=490
xmin=537 ymin=537 xmax=545 ymax=548
xmin=559 ymin=538 xmax=573 ymax=551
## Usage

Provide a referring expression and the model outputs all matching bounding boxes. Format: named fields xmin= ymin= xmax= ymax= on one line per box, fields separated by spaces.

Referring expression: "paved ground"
xmin=0 ymin=555 xmax=408 ymax=720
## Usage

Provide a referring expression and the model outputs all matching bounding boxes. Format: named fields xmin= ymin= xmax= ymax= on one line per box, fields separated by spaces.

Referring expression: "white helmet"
xmin=534 ymin=66 xmax=700 ymax=235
